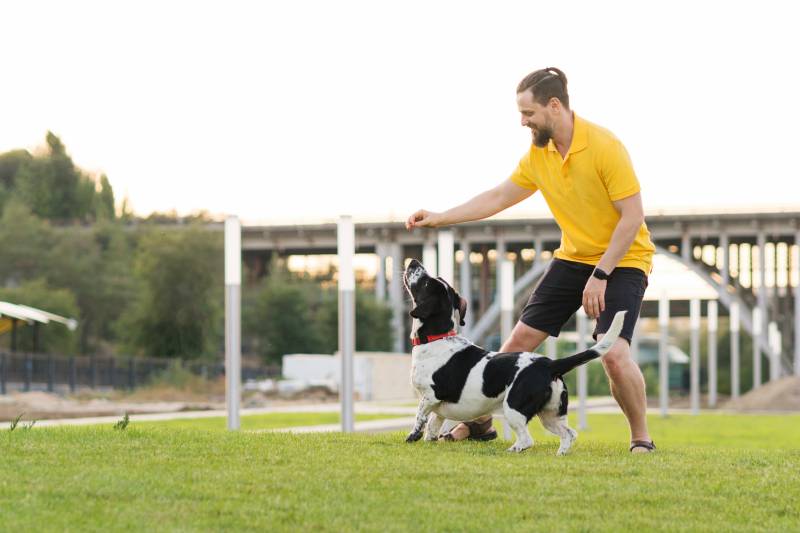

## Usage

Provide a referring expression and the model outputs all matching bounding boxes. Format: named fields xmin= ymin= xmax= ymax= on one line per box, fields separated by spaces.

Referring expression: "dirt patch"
xmin=723 ymin=376 xmax=800 ymax=412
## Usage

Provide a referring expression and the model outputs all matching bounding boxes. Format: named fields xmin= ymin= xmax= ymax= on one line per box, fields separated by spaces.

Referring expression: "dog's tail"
xmin=548 ymin=311 xmax=627 ymax=377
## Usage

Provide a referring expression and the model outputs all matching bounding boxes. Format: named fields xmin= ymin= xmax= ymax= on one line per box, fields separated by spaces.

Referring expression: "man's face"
xmin=517 ymin=90 xmax=554 ymax=148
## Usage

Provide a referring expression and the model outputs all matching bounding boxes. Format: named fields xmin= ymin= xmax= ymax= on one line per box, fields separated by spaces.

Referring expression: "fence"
xmin=0 ymin=351 xmax=279 ymax=394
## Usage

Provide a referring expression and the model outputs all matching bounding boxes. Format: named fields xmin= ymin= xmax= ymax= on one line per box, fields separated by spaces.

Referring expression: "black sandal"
xmin=441 ymin=418 xmax=497 ymax=442
xmin=629 ymin=440 xmax=656 ymax=452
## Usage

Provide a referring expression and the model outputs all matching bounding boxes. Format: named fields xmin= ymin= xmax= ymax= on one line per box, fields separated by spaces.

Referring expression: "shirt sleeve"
xmin=509 ymin=150 xmax=539 ymax=193
xmin=601 ymin=140 xmax=641 ymax=201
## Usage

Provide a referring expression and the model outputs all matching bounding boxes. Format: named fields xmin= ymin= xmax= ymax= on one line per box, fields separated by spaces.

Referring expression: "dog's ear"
xmin=446 ymin=284 xmax=468 ymax=326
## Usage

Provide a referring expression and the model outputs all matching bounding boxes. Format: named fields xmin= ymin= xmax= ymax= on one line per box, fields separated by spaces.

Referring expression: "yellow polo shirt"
xmin=510 ymin=114 xmax=655 ymax=274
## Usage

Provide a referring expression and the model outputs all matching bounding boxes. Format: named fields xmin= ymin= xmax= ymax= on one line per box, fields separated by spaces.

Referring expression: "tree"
xmin=116 ymin=226 xmax=223 ymax=358
xmin=0 ymin=200 xmax=55 ymax=286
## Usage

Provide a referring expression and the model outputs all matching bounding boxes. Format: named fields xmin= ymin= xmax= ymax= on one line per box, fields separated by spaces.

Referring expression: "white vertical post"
xmin=689 ymin=299 xmax=701 ymax=415
xmin=375 ymin=243 xmax=386 ymax=301
xmin=338 ymin=216 xmax=356 ymax=433
xmin=720 ymin=233 xmax=730 ymax=288
xmin=768 ymin=322 xmax=781 ymax=382
xmin=224 ymin=216 xmax=242 ymax=431
xmin=752 ymin=307 xmax=762 ymax=389
xmin=659 ymin=292 xmax=670 ymax=417
xmin=437 ymin=230 xmax=454 ymax=284
xmin=500 ymin=260 xmax=514 ymax=440
xmin=389 ymin=243 xmax=405 ymax=353
xmin=730 ymin=301 xmax=740 ymax=399
xmin=707 ymin=300 xmax=718 ymax=407
xmin=576 ymin=308 xmax=588 ymax=430
xmin=423 ymin=242 xmax=437 ymax=277
xmin=546 ymin=336 xmax=557 ymax=358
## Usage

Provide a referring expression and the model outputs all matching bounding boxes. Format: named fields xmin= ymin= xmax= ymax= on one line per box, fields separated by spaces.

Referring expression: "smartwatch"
xmin=592 ymin=267 xmax=610 ymax=281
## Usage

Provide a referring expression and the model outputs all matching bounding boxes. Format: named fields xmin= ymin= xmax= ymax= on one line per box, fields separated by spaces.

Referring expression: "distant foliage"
xmin=1 ymin=132 xmax=115 ymax=223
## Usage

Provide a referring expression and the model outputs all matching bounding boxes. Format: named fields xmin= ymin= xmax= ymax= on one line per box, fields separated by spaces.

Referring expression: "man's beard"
xmin=531 ymin=124 xmax=554 ymax=148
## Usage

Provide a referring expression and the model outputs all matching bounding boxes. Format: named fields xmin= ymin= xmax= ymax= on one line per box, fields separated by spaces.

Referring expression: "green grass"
xmin=133 ymin=412 xmax=405 ymax=431
xmin=2 ymin=413 xmax=799 ymax=532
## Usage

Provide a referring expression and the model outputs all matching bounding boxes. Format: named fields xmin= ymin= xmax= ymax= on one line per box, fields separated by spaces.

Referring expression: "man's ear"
xmin=410 ymin=298 xmax=438 ymax=320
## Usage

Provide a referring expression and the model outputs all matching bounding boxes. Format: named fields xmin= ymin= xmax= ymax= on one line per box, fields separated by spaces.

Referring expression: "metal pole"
xmin=225 ymin=216 xmax=242 ymax=430
xmin=576 ymin=308 xmax=588 ymax=430
xmin=389 ymin=243 xmax=405 ymax=353
xmin=720 ymin=233 xmax=730 ymax=288
xmin=437 ymin=230 xmax=454 ymax=285
xmin=730 ymin=301 xmax=740 ymax=399
xmin=690 ymin=299 xmax=700 ymax=415
xmin=500 ymin=260 xmax=514 ymax=440
xmin=757 ymin=231 xmax=768 ymax=375
xmin=338 ymin=216 xmax=356 ymax=433
xmin=752 ymin=307 xmax=762 ymax=389
xmin=495 ymin=236 xmax=506 ymax=307
xmin=659 ymin=292 xmax=670 ymax=417
xmin=707 ymin=300 xmax=718 ymax=407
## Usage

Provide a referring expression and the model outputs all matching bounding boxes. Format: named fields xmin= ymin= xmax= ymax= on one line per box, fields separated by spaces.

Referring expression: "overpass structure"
xmin=241 ymin=209 xmax=800 ymax=381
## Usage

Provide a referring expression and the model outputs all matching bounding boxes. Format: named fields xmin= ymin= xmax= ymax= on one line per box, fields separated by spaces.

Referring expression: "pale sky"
xmin=2 ymin=0 xmax=798 ymax=224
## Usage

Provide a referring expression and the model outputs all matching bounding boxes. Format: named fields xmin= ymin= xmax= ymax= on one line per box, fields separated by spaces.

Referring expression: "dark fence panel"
xmin=0 ymin=351 xmax=279 ymax=394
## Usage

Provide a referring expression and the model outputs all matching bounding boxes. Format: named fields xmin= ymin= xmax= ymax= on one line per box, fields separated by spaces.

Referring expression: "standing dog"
xmin=403 ymin=259 xmax=625 ymax=454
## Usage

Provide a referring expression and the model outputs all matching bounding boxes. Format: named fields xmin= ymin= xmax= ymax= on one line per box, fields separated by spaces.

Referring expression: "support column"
xmin=659 ymin=292 xmax=670 ymax=417
xmin=757 ymin=231 xmax=768 ymax=373
xmin=495 ymin=235 xmax=506 ymax=307
xmin=768 ymin=322 xmax=781 ymax=382
xmin=690 ymin=299 xmax=700 ymax=415
xmin=795 ymin=230 xmax=800 ymax=377
xmin=730 ymin=301 xmax=740 ymax=399
xmin=682 ymin=231 xmax=691 ymax=263
xmin=708 ymin=300 xmax=718 ymax=407
xmin=533 ymin=234 xmax=544 ymax=268
xmin=375 ymin=243 xmax=387 ymax=302
xmin=389 ymin=243 xmax=405 ymax=353
xmin=438 ymin=230 xmax=454 ymax=284
xmin=423 ymin=243 xmax=437 ymax=277
xmin=576 ymin=308 xmax=589 ymax=430
xmin=753 ymin=307 xmax=762 ymax=389
xmin=459 ymin=241 xmax=473 ymax=334
xmin=720 ymin=233 xmax=730 ymax=288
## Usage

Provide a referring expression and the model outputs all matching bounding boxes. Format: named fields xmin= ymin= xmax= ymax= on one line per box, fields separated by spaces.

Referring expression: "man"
xmin=405 ymin=67 xmax=656 ymax=453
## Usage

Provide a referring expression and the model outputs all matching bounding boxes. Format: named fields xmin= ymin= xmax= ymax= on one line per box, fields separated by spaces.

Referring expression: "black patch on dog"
xmin=557 ymin=379 xmax=569 ymax=417
xmin=505 ymin=359 xmax=556 ymax=421
xmin=430 ymin=345 xmax=489 ymax=403
xmin=481 ymin=352 xmax=521 ymax=398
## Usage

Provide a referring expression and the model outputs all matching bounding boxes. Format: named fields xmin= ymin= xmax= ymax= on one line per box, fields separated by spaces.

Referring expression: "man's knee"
xmin=502 ymin=322 xmax=548 ymax=352
xmin=601 ymin=340 xmax=632 ymax=377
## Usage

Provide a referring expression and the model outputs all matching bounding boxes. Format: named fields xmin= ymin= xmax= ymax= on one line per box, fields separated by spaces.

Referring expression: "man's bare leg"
xmin=599 ymin=336 xmax=652 ymax=452
xmin=445 ymin=321 xmax=548 ymax=440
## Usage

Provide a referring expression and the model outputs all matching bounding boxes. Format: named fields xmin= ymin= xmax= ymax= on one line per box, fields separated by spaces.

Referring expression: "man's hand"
xmin=405 ymin=210 xmax=442 ymax=230
xmin=582 ymin=276 xmax=607 ymax=319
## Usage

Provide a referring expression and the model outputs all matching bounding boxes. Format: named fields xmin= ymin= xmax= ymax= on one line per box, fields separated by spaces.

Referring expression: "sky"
xmin=1 ymin=0 xmax=799 ymax=225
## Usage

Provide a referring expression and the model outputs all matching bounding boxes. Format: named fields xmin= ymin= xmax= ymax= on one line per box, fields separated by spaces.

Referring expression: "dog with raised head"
xmin=403 ymin=258 xmax=625 ymax=454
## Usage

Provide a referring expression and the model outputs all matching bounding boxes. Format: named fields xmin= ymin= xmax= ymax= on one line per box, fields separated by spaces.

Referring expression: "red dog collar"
xmin=411 ymin=331 xmax=458 ymax=346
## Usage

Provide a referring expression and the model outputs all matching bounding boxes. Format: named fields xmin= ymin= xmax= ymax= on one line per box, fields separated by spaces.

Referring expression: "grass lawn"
xmin=133 ymin=412 xmax=406 ymax=431
xmin=2 ymin=413 xmax=799 ymax=532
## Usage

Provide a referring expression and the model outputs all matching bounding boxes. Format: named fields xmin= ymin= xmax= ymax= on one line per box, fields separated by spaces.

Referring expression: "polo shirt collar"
xmin=547 ymin=112 xmax=588 ymax=155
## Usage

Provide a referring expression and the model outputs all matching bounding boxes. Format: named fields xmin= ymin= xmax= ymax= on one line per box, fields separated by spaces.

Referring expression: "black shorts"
xmin=519 ymin=258 xmax=648 ymax=344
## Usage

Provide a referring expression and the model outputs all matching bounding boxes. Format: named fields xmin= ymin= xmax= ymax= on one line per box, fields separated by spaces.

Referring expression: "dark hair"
xmin=516 ymin=67 xmax=569 ymax=109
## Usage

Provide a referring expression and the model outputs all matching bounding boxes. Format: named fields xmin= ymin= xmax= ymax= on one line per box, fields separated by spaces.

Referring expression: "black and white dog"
xmin=403 ymin=259 xmax=625 ymax=454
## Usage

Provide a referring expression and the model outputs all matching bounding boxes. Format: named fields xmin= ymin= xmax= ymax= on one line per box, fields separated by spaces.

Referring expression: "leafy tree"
xmin=317 ymin=289 xmax=394 ymax=354
xmin=0 ymin=200 xmax=55 ymax=285
xmin=243 ymin=271 xmax=327 ymax=363
xmin=115 ymin=226 xmax=223 ymax=358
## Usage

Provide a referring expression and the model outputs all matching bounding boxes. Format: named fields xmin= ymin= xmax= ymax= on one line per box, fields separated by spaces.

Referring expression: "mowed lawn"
xmin=133 ymin=411 xmax=407 ymax=431
xmin=2 ymin=413 xmax=799 ymax=532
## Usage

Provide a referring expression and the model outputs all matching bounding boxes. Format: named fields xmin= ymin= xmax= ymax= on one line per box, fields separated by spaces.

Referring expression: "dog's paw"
xmin=405 ymin=431 xmax=423 ymax=443
xmin=423 ymin=434 xmax=438 ymax=442
xmin=556 ymin=447 xmax=570 ymax=456
xmin=506 ymin=443 xmax=531 ymax=453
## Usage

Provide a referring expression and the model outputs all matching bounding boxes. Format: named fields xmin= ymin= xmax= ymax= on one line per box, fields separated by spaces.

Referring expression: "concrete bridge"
xmin=241 ymin=209 xmax=800 ymax=380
